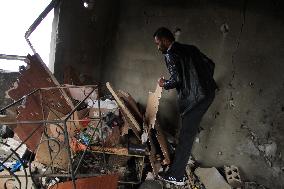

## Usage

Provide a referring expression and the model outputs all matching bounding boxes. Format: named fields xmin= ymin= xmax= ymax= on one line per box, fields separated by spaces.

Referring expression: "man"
xmin=153 ymin=27 xmax=217 ymax=186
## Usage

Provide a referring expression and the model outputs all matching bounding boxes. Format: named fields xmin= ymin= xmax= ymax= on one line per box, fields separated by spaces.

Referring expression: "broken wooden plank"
xmin=90 ymin=146 xmax=129 ymax=156
xmin=35 ymin=110 xmax=69 ymax=170
xmin=145 ymin=84 xmax=162 ymax=129
xmin=35 ymin=109 xmax=83 ymax=170
xmin=148 ymin=129 xmax=161 ymax=177
xmin=35 ymin=130 xmax=69 ymax=170
xmin=117 ymin=90 xmax=142 ymax=124
xmin=106 ymin=82 xmax=141 ymax=137
xmin=13 ymin=92 xmax=45 ymax=152
xmin=5 ymin=54 xmax=74 ymax=151
xmin=120 ymin=112 xmax=130 ymax=136
xmin=120 ymin=111 xmax=140 ymax=138
xmin=144 ymin=84 xmax=170 ymax=165
xmin=49 ymin=175 xmax=119 ymax=189
xmin=7 ymin=54 xmax=73 ymax=115
xmin=155 ymin=124 xmax=170 ymax=165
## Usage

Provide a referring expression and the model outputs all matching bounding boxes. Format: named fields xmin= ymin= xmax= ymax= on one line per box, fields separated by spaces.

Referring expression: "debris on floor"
xmin=0 ymin=54 xmax=168 ymax=188
xmin=0 ymin=54 xmax=271 ymax=189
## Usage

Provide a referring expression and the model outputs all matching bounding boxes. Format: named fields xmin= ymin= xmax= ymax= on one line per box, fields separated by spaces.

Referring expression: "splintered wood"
xmin=117 ymin=90 xmax=143 ymax=124
xmin=35 ymin=111 xmax=68 ymax=170
xmin=145 ymin=84 xmax=162 ymax=129
xmin=155 ymin=124 xmax=170 ymax=165
xmin=49 ymin=175 xmax=119 ymax=189
xmin=5 ymin=54 xmax=73 ymax=151
xmin=145 ymin=84 xmax=171 ymax=174
xmin=106 ymin=82 xmax=141 ymax=139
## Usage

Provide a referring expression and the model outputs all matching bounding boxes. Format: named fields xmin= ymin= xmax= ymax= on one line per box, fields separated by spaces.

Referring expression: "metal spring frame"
xmin=0 ymin=85 xmax=145 ymax=188
xmin=0 ymin=85 xmax=99 ymax=189
xmin=0 ymin=1 xmax=145 ymax=187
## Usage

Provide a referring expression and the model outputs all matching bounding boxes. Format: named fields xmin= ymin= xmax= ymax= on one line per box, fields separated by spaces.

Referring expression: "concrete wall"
xmin=53 ymin=0 xmax=119 ymax=83
xmin=55 ymin=0 xmax=284 ymax=188
xmin=101 ymin=1 xmax=284 ymax=188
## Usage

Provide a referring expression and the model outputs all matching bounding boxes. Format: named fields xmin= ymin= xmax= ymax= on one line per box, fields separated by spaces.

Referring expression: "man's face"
xmin=154 ymin=36 xmax=168 ymax=54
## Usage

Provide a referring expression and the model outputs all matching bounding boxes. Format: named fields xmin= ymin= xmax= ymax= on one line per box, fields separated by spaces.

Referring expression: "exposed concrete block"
xmin=194 ymin=167 xmax=232 ymax=189
xmin=224 ymin=165 xmax=242 ymax=188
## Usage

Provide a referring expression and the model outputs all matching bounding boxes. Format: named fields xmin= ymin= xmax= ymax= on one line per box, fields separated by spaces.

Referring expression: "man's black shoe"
xmin=158 ymin=174 xmax=186 ymax=186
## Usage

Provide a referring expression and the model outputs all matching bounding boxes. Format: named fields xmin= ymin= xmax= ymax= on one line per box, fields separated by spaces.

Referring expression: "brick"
xmin=224 ymin=165 xmax=242 ymax=188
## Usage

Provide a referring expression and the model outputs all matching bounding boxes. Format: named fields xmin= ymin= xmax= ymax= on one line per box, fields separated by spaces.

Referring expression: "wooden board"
xmin=155 ymin=124 xmax=170 ymax=165
xmin=106 ymin=82 xmax=141 ymax=138
xmin=35 ymin=107 xmax=82 ymax=170
xmin=145 ymin=84 xmax=162 ymax=129
xmin=5 ymin=54 xmax=73 ymax=151
xmin=35 ymin=130 xmax=70 ymax=170
xmin=117 ymin=90 xmax=142 ymax=124
xmin=14 ymin=92 xmax=45 ymax=152
xmin=49 ymin=175 xmax=119 ymax=189
xmin=7 ymin=54 xmax=73 ymax=115
xmin=35 ymin=111 xmax=69 ymax=170
xmin=148 ymin=129 xmax=161 ymax=176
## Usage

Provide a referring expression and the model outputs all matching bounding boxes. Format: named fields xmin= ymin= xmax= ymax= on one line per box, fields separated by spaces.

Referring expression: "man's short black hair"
xmin=153 ymin=27 xmax=175 ymax=42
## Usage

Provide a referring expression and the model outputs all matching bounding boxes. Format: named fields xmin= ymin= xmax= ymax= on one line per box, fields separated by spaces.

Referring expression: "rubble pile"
xmin=0 ymin=54 xmax=270 ymax=189
xmin=0 ymin=54 xmax=169 ymax=188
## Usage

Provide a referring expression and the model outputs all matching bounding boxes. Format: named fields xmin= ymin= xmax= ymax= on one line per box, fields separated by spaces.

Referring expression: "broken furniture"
xmin=49 ymin=174 xmax=119 ymax=189
xmin=0 ymin=54 xmax=145 ymax=188
xmin=0 ymin=52 xmax=173 ymax=189
xmin=144 ymin=84 xmax=171 ymax=176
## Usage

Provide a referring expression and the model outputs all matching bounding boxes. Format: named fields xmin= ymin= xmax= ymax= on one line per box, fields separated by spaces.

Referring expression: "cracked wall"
xmin=54 ymin=0 xmax=284 ymax=188
xmin=99 ymin=0 xmax=284 ymax=188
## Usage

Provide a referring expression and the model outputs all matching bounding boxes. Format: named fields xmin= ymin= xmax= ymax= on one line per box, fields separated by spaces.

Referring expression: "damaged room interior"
xmin=0 ymin=0 xmax=284 ymax=188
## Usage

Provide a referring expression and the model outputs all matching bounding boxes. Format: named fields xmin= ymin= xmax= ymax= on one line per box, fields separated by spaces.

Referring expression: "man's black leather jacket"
xmin=163 ymin=42 xmax=216 ymax=115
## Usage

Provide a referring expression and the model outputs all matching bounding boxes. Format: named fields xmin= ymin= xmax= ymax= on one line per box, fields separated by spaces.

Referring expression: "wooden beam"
xmin=106 ymin=82 xmax=141 ymax=136
xmin=145 ymin=84 xmax=162 ymax=130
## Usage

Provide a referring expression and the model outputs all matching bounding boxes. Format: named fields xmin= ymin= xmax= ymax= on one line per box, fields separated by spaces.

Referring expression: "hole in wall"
xmin=174 ymin=28 xmax=182 ymax=41
xmin=220 ymin=23 xmax=229 ymax=34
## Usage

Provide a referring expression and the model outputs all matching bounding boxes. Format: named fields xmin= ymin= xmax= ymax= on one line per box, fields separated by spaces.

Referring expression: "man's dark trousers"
xmin=168 ymin=92 xmax=215 ymax=179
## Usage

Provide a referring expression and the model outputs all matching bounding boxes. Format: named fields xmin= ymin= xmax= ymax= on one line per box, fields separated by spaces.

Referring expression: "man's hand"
xmin=158 ymin=77 xmax=166 ymax=87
